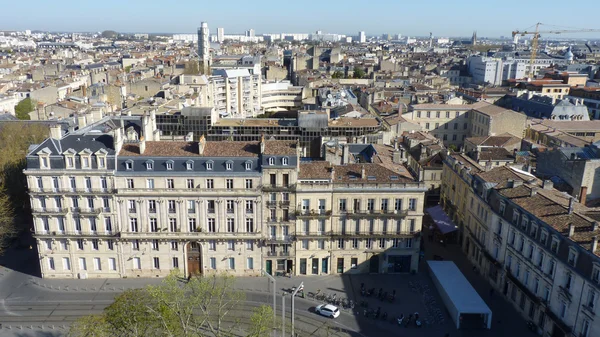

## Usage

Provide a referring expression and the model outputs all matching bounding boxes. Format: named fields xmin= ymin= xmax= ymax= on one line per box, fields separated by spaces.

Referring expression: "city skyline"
xmin=2 ymin=0 xmax=600 ymax=39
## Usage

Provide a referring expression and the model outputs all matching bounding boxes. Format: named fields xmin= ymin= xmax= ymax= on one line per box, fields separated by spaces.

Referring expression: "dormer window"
xmin=268 ymin=157 xmax=274 ymax=165
xmin=82 ymin=157 xmax=90 ymax=168
xmin=551 ymin=236 xmax=560 ymax=254
xmin=95 ymin=149 xmax=108 ymax=169
xmin=166 ymin=160 xmax=174 ymax=170
xmin=145 ymin=160 xmax=154 ymax=170
xmin=186 ymin=160 xmax=194 ymax=171
xmin=41 ymin=157 xmax=49 ymax=168
xmin=206 ymin=161 xmax=213 ymax=170
xmin=226 ymin=161 xmax=233 ymax=171
xmin=37 ymin=147 xmax=52 ymax=169
xmin=282 ymin=157 xmax=289 ymax=166
xmin=499 ymin=201 xmax=506 ymax=215
xmin=125 ymin=160 xmax=133 ymax=171
xmin=245 ymin=161 xmax=252 ymax=171
xmin=66 ymin=156 xmax=74 ymax=168
xmin=568 ymin=247 xmax=578 ymax=267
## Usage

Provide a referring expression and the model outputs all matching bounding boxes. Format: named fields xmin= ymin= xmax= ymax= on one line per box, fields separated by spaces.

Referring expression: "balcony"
xmin=279 ymin=201 xmax=291 ymax=208
xmin=116 ymin=187 xmax=260 ymax=196
xmin=34 ymin=230 xmax=117 ymax=238
xmin=295 ymin=210 xmax=331 ymax=219
xmin=264 ymin=236 xmax=295 ymax=244
xmin=505 ymin=270 xmax=539 ymax=304
xmin=32 ymin=207 xmax=68 ymax=215
xmin=279 ymin=251 xmax=291 ymax=257
xmin=245 ymin=209 xmax=254 ymax=214
xmin=72 ymin=207 xmax=102 ymax=215
xmin=296 ymin=231 xmax=329 ymax=238
xmin=342 ymin=209 xmax=408 ymax=218
xmin=330 ymin=231 xmax=419 ymax=238
xmin=118 ymin=231 xmax=261 ymax=240
xmin=266 ymin=201 xmax=278 ymax=208
xmin=266 ymin=251 xmax=278 ymax=257
xmin=188 ymin=209 xmax=196 ymax=214
xmin=261 ymin=184 xmax=296 ymax=192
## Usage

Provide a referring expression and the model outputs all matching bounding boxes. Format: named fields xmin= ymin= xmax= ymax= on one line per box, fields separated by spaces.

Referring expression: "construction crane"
xmin=511 ymin=23 xmax=600 ymax=78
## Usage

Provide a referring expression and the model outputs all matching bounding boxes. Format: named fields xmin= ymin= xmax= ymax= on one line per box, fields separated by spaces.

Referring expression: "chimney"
xmin=342 ymin=144 xmax=350 ymax=164
xmin=592 ymin=236 xmax=598 ymax=253
xmin=114 ymin=127 xmax=124 ymax=154
xmin=139 ymin=136 xmax=146 ymax=154
xmin=530 ymin=187 xmax=538 ymax=197
xmin=260 ymin=134 xmax=265 ymax=154
xmin=361 ymin=165 xmax=366 ymax=179
xmin=568 ymin=197 xmax=575 ymax=214
xmin=393 ymin=150 xmax=401 ymax=164
xmin=198 ymin=134 xmax=206 ymax=155
xmin=594 ymin=222 xmax=599 ymax=231
xmin=77 ymin=115 xmax=87 ymax=128
xmin=330 ymin=166 xmax=335 ymax=180
xmin=82 ymin=84 xmax=87 ymax=97
xmin=542 ymin=180 xmax=553 ymax=190
xmin=580 ymin=186 xmax=588 ymax=205
xmin=568 ymin=223 xmax=575 ymax=238
xmin=50 ymin=124 xmax=62 ymax=140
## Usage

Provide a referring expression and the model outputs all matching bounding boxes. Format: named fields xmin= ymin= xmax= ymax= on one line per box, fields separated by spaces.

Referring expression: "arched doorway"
xmin=369 ymin=254 xmax=379 ymax=274
xmin=187 ymin=242 xmax=202 ymax=276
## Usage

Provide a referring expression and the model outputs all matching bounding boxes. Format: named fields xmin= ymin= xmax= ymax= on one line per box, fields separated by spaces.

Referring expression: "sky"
xmin=1 ymin=0 xmax=600 ymax=39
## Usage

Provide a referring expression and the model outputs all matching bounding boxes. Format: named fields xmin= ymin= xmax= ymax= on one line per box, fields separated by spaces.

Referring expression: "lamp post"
xmin=261 ymin=269 xmax=276 ymax=335
xmin=291 ymin=281 xmax=303 ymax=337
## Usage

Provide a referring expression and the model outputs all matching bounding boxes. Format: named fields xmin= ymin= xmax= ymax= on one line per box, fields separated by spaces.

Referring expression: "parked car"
xmin=315 ymin=304 xmax=340 ymax=318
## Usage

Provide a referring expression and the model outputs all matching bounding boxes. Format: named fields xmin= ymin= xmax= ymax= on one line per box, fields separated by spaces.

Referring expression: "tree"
xmin=14 ymin=97 xmax=35 ymax=120
xmin=353 ymin=67 xmax=366 ymax=79
xmin=331 ymin=71 xmax=344 ymax=79
xmin=68 ymin=273 xmax=270 ymax=337
xmin=0 ymin=123 xmax=48 ymax=254
xmin=183 ymin=61 xmax=200 ymax=75
xmin=101 ymin=30 xmax=118 ymax=39
xmin=247 ymin=305 xmax=274 ymax=337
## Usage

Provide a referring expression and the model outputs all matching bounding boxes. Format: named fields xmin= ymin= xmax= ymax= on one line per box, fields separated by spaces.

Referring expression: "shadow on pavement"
xmin=0 ymin=231 xmax=41 ymax=277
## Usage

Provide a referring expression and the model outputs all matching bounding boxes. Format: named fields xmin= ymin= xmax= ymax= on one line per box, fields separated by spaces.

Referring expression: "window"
xmin=560 ymin=301 xmax=567 ymax=318
xmin=268 ymin=157 xmax=274 ymax=165
xmin=172 ymin=257 xmax=179 ymax=269
xmin=408 ymin=198 xmax=417 ymax=211
xmin=187 ymin=200 xmax=195 ymax=214
xmin=228 ymin=257 xmax=235 ymax=270
xmin=568 ymin=248 xmax=578 ymax=266
xmin=247 ymin=257 xmax=254 ymax=270
xmin=130 ymin=218 xmax=138 ymax=232
xmin=246 ymin=218 xmax=254 ymax=232
xmin=206 ymin=179 xmax=214 ymax=189
xmin=208 ymin=240 xmax=216 ymax=251
xmin=79 ymin=257 xmax=87 ymax=271
xmin=146 ymin=161 xmax=154 ymax=170
xmin=147 ymin=178 xmax=154 ymax=189
xmin=168 ymin=200 xmax=176 ymax=213
xmin=592 ymin=266 xmax=600 ymax=284
xmin=48 ymin=257 xmax=55 ymax=270
xmin=125 ymin=161 xmax=133 ymax=170
xmin=107 ymin=240 xmax=114 ymax=250
xmin=366 ymin=238 xmax=372 ymax=249
xmin=63 ymin=257 xmax=71 ymax=270
xmin=153 ymin=257 xmax=160 ymax=269
xmin=210 ymin=257 xmax=216 ymax=270
xmin=351 ymin=258 xmax=358 ymax=269
xmin=152 ymin=239 xmax=159 ymax=251
xmin=302 ymin=240 xmax=309 ymax=250
xmin=379 ymin=238 xmax=386 ymax=248
xmin=92 ymin=239 xmax=99 ymax=250
xmin=132 ymin=240 xmax=140 ymax=251
xmin=339 ymin=199 xmax=347 ymax=211
xmin=206 ymin=161 xmax=213 ymax=170
xmin=395 ymin=199 xmax=402 ymax=211
xmin=208 ymin=218 xmax=216 ymax=232
xmin=551 ymin=238 xmax=559 ymax=253
xmin=246 ymin=240 xmax=254 ymax=250
xmin=108 ymin=258 xmax=116 ymax=271
xmin=126 ymin=179 xmax=134 ymax=189
xmin=245 ymin=162 xmax=252 ymax=170
xmin=94 ymin=257 xmax=101 ymax=271
xmin=187 ymin=179 xmax=194 ymax=189
xmin=581 ymin=319 xmax=590 ymax=337
xmin=406 ymin=238 xmax=413 ymax=248
xmin=166 ymin=161 xmax=173 ymax=170
xmin=226 ymin=162 xmax=233 ymax=170
xmin=245 ymin=179 xmax=253 ymax=189
xmin=226 ymin=179 xmax=234 ymax=189
xmin=227 ymin=218 xmax=235 ymax=232
xmin=133 ymin=256 xmax=142 ymax=269
xmin=171 ymin=241 xmax=179 ymax=251
xmin=587 ymin=290 xmax=596 ymax=310
xmin=338 ymin=239 xmax=345 ymax=249
xmin=352 ymin=238 xmax=359 ymax=249
xmin=282 ymin=157 xmax=288 ymax=165
xmin=186 ymin=161 xmax=194 ymax=170
xmin=167 ymin=179 xmax=174 ymax=189
xmin=227 ymin=240 xmax=235 ymax=250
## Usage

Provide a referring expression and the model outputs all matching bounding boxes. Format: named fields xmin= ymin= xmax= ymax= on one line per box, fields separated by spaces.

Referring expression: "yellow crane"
xmin=511 ymin=23 xmax=600 ymax=78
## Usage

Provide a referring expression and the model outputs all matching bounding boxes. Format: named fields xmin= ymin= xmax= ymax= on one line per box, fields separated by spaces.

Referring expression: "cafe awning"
xmin=426 ymin=205 xmax=458 ymax=234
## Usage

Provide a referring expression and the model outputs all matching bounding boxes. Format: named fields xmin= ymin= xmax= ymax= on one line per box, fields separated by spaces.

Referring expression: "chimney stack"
xmin=592 ymin=236 xmax=598 ymax=253
xmin=568 ymin=197 xmax=575 ymax=214
xmin=361 ymin=165 xmax=366 ymax=179
xmin=530 ymin=188 xmax=538 ymax=197
xmin=568 ymin=223 xmax=575 ymax=238
xmin=139 ymin=136 xmax=146 ymax=154
xmin=542 ymin=180 xmax=553 ymax=190
xmin=593 ymin=222 xmax=599 ymax=231
xmin=330 ymin=166 xmax=335 ymax=181
xmin=50 ymin=124 xmax=62 ymax=140
xmin=198 ymin=134 xmax=206 ymax=155
xmin=260 ymin=134 xmax=265 ymax=154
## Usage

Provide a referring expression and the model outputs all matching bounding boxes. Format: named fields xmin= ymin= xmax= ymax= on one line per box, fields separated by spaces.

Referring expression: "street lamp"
xmin=291 ymin=281 xmax=303 ymax=337
xmin=261 ymin=269 xmax=276 ymax=335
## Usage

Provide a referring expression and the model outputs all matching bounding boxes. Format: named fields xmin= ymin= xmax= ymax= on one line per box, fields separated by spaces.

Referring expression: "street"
xmin=0 ymin=228 xmax=533 ymax=337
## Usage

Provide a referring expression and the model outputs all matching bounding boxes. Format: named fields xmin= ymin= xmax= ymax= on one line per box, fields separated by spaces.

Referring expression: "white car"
xmin=315 ymin=304 xmax=340 ymax=318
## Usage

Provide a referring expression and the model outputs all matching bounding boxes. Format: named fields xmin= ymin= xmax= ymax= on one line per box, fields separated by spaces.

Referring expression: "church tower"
xmin=471 ymin=31 xmax=477 ymax=46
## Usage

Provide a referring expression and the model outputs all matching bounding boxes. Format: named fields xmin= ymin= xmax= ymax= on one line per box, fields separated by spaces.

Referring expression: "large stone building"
xmin=441 ymin=155 xmax=600 ymax=337
xmin=25 ymin=117 xmax=426 ymax=279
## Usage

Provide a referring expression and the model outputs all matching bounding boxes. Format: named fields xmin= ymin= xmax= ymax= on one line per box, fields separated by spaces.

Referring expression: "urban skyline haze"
xmin=2 ymin=0 xmax=600 ymax=38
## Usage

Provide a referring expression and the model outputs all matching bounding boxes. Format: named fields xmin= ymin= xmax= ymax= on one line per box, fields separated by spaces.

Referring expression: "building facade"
xmin=441 ymin=155 xmax=600 ymax=337
xmin=26 ymin=120 xmax=425 ymax=279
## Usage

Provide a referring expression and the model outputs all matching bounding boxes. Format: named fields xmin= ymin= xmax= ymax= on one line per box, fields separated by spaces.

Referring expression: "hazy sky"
xmin=2 ymin=0 xmax=600 ymax=38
